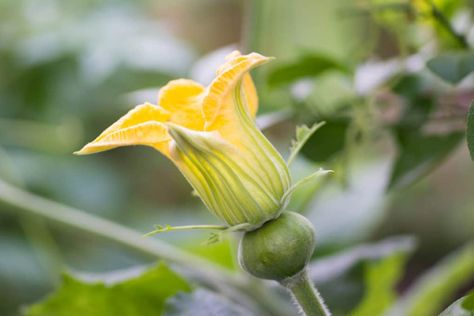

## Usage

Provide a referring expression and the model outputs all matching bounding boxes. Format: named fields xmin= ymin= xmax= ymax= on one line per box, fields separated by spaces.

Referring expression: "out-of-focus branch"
xmin=0 ymin=177 xmax=292 ymax=316
xmin=0 ymin=177 xmax=244 ymax=285
xmin=427 ymin=0 xmax=469 ymax=49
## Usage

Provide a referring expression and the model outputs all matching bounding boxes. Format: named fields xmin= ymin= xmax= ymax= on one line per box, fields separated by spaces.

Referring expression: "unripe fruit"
xmin=238 ymin=211 xmax=316 ymax=281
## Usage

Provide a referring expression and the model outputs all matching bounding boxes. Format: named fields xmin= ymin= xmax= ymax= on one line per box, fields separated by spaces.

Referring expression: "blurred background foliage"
xmin=0 ymin=0 xmax=473 ymax=315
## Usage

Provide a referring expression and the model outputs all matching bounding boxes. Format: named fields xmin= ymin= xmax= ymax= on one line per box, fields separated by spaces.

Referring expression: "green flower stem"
xmin=281 ymin=269 xmax=331 ymax=316
xmin=0 ymin=177 xmax=290 ymax=316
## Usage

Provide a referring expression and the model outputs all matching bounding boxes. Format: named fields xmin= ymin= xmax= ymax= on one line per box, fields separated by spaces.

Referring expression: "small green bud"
xmin=238 ymin=211 xmax=316 ymax=281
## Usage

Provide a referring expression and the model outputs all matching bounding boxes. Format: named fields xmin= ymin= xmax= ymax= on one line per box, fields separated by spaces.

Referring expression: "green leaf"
xmin=388 ymin=72 xmax=463 ymax=189
xmin=267 ymin=53 xmax=349 ymax=87
xmin=309 ymin=236 xmax=416 ymax=283
xmin=398 ymin=96 xmax=435 ymax=128
xmin=440 ymin=291 xmax=474 ymax=316
xmin=301 ymin=120 xmax=350 ymax=163
xmin=467 ymin=101 xmax=474 ymax=161
xmin=26 ymin=262 xmax=192 ymax=316
xmin=350 ymin=253 xmax=408 ymax=316
xmin=392 ymin=74 xmax=425 ymax=99
xmin=186 ymin=236 xmax=236 ymax=270
xmin=389 ymin=242 xmax=474 ymax=316
xmin=309 ymin=236 xmax=416 ymax=315
xmin=392 ymin=74 xmax=435 ymax=128
xmin=426 ymin=51 xmax=474 ymax=84
xmin=164 ymin=288 xmax=254 ymax=316
xmin=388 ymin=128 xmax=463 ymax=190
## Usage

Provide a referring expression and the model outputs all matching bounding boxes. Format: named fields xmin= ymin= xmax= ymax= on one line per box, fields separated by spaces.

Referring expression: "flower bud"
xmin=167 ymin=123 xmax=288 ymax=230
xmin=238 ymin=211 xmax=316 ymax=281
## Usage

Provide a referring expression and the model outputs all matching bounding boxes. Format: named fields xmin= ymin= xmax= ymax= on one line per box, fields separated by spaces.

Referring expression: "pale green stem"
xmin=0 ymin=146 xmax=63 ymax=283
xmin=282 ymin=169 xmax=333 ymax=202
xmin=281 ymin=269 xmax=331 ymax=316
xmin=0 ymin=177 xmax=243 ymax=285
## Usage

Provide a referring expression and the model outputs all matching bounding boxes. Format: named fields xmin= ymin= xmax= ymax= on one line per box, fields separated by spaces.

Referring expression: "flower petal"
xmin=158 ymin=79 xmax=206 ymax=130
xmin=203 ymin=52 xmax=269 ymax=129
xmin=94 ymin=102 xmax=169 ymax=142
xmin=215 ymin=51 xmax=259 ymax=118
xmin=75 ymin=121 xmax=170 ymax=155
xmin=75 ymin=103 xmax=171 ymax=156
xmin=200 ymin=52 xmax=291 ymax=200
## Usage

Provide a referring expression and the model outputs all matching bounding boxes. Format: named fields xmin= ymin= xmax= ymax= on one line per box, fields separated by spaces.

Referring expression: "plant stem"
xmin=0 ymin=177 xmax=241 ymax=286
xmin=427 ymin=0 xmax=469 ymax=49
xmin=0 ymin=146 xmax=64 ymax=283
xmin=0 ymin=177 xmax=290 ymax=316
xmin=281 ymin=269 xmax=331 ymax=316
xmin=144 ymin=224 xmax=228 ymax=237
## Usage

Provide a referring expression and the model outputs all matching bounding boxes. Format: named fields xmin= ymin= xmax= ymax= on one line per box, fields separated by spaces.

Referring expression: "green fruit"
xmin=238 ymin=211 xmax=316 ymax=281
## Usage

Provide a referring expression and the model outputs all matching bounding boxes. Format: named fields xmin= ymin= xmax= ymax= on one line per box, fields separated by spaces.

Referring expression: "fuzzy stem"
xmin=144 ymin=224 xmax=228 ymax=237
xmin=281 ymin=269 xmax=331 ymax=316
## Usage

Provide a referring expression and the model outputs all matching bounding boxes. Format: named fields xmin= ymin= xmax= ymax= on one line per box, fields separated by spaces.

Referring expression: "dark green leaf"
xmin=467 ymin=101 xmax=474 ymax=161
xmin=267 ymin=54 xmax=349 ymax=87
xmin=301 ymin=120 xmax=350 ymax=162
xmin=392 ymin=74 xmax=425 ymax=98
xmin=164 ymin=288 xmax=254 ymax=316
xmin=26 ymin=262 xmax=191 ymax=316
xmin=426 ymin=51 xmax=474 ymax=84
xmin=392 ymin=74 xmax=436 ymax=128
xmin=288 ymin=122 xmax=326 ymax=165
xmin=389 ymin=243 xmax=474 ymax=316
xmin=388 ymin=128 xmax=463 ymax=190
xmin=440 ymin=291 xmax=474 ymax=316
xmin=398 ymin=96 xmax=435 ymax=128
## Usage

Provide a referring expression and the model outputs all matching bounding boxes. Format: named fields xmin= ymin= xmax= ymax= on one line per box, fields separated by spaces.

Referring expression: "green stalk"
xmin=427 ymin=0 xmax=469 ymax=49
xmin=0 ymin=146 xmax=63 ymax=283
xmin=0 ymin=177 xmax=291 ymax=316
xmin=281 ymin=269 xmax=331 ymax=316
xmin=0 ymin=177 xmax=240 ymax=284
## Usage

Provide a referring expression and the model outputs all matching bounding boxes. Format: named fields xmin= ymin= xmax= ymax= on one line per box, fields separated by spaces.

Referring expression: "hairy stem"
xmin=281 ymin=269 xmax=331 ymax=316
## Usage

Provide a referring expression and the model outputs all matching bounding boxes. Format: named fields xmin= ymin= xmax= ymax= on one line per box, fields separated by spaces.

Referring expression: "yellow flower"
xmin=76 ymin=51 xmax=291 ymax=229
